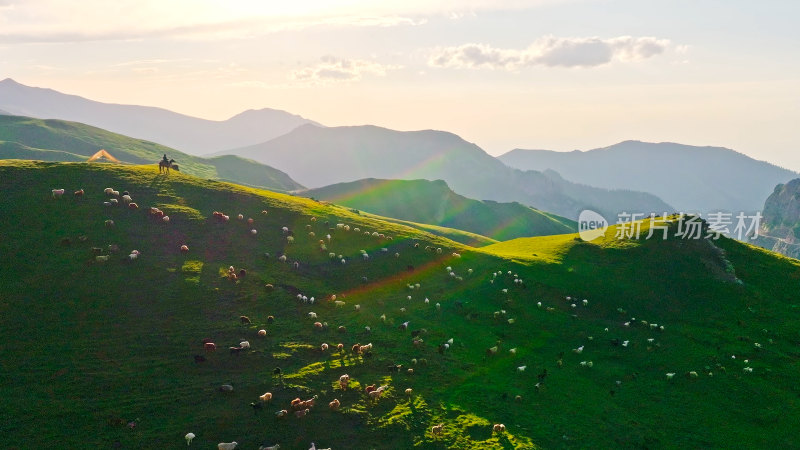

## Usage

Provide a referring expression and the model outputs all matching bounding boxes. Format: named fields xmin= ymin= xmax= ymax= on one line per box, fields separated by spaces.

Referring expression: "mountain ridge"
xmin=0 ymin=78 xmax=320 ymax=155
xmin=216 ymin=124 xmax=674 ymax=220
xmin=499 ymin=141 xmax=798 ymax=214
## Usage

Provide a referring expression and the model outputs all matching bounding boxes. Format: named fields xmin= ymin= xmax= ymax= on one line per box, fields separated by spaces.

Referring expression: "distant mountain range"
xmin=300 ymin=178 xmax=576 ymax=242
xmin=0 ymin=115 xmax=303 ymax=192
xmin=215 ymin=124 xmax=672 ymax=220
xmin=0 ymin=78 xmax=319 ymax=155
xmin=499 ymin=141 xmax=798 ymax=215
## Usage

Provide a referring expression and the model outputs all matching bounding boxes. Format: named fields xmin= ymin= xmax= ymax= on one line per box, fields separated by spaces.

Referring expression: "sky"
xmin=1 ymin=0 xmax=799 ymax=169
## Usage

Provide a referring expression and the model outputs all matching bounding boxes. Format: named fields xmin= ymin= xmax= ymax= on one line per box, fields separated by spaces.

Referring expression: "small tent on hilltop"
xmin=87 ymin=149 xmax=120 ymax=163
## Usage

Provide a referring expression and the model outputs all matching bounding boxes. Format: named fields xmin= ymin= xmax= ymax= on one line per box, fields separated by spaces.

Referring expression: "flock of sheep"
xmin=49 ymin=182 xmax=763 ymax=448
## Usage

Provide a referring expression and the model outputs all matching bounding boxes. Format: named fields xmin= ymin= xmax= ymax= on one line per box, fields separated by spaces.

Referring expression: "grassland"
xmin=1 ymin=160 xmax=799 ymax=449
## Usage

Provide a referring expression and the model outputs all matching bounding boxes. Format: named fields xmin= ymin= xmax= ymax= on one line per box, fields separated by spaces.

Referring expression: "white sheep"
xmin=218 ymin=442 xmax=238 ymax=450
xmin=573 ymin=345 xmax=584 ymax=354
xmin=122 ymin=194 xmax=132 ymax=203
xmin=334 ymin=300 xmax=345 ymax=307
xmin=239 ymin=341 xmax=250 ymax=349
xmin=251 ymin=229 xmax=257 ymax=235
xmin=309 ymin=312 xmax=317 ymax=319
xmin=185 ymin=433 xmax=195 ymax=446
xmin=666 ymin=373 xmax=675 ymax=380
xmin=162 ymin=215 xmax=170 ymax=223
xmin=517 ymin=365 xmax=526 ymax=372
xmin=52 ymin=188 xmax=65 ymax=198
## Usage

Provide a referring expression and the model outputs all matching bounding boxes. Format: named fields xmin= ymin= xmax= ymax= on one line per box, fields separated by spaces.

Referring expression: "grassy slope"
xmin=0 ymin=115 xmax=303 ymax=191
xmin=1 ymin=161 xmax=799 ymax=449
xmin=360 ymin=212 xmax=498 ymax=247
xmin=301 ymin=179 xmax=576 ymax=242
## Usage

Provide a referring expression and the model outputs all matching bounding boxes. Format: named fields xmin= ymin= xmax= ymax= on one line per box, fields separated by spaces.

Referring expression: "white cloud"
xmin=429 ymin=35 xmax=671 ymax=70
xmin=291 ymin=56 xmax=401 ymax=83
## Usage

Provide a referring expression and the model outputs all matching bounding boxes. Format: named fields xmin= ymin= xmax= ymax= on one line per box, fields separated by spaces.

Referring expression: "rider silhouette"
xmin=162 ymin=154 xmax=169 ymax=164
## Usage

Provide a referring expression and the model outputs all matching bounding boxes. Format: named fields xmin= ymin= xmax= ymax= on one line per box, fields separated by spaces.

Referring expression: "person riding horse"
xmin=159 ymin=155 xmax=176 ymax=174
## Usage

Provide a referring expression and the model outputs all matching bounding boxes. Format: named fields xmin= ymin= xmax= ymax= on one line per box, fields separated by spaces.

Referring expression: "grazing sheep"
xmin=219 ymin=384 xmax=234 ymax=392
xmin=240 ymin=316 xmax=251 ymax=324
xmin=665 ymin=372 xmax=675 ymax=380
xmin=308 ymin=312 xmax=318 ymax=319
xmin=278 ymin=255 xmax=287 ymax=262
xmin=258 ymin=329 xmax=267 ymax=337
xmin=259 ymin=444 xmax=280 ymax=450
xmin=229 ymin=346 xmax=243 ymax=356
xmin=573 ymin=346 xmax=584 ymax=354
xmin=517 ymin=365 xmax=527 ymax=372
xmin=275 ymin=409 xmax=288 ymax=418
xmin=405 ymin=388 xmax=413 ymax=395
xmin=314 ymin=322 xmax=323 ymax=329
xmin=251 ymin=229 xmax=258 ymax=235
xmin=52 ymin=188 xmax=65 ymax=198
xmin=73 ymin=189 xmax=84 ymax=197
xmin=95 ymin=255 xmax=110 ymax=262
xmin=121 ymin=194 xmax=132 ymax=203
xmin=259 ymin=392 xmax=273 ymax=402
xmin=104 ymin=220 xmax=114 ymax=227
xmin=687 ymin=371 xmax=699 ymax=378
xmin=162 ymin=216 xmax=170 ymax=223
xmin=185 ymin=432 xmax=195 ymax=446
xmin=337 ymin=326 xmax=346 ymax=333
xmin=493 ymin=424 xmax=506 ymax=433
xmin=295 ymin=409 xmax=310 ymax=418
xmin=328 ymin=399 xmax=340 ymax=410
xmin=334 ymin=301 xmax=345 ymax=307
xmin=218 ymin=442 xmax=238 ymax=450
xmin=432 ymin=423 xmax=444 ymax=436
xmin=321 ymin=343 xmax=329 ymax=352
xmin=180 ymin=245 xmax=189 ymax=253
xmin=486 ymin=346 xmax=498 ymax=356
xmin=204 ymin=342 xmax=217 ymax=352
xmin=239 ymin=341 xmax=250 ymax=349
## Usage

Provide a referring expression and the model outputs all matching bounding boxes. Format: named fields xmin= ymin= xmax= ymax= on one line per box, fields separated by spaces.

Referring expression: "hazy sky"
xmin=1 ymin=0 xmax=799 ymax=169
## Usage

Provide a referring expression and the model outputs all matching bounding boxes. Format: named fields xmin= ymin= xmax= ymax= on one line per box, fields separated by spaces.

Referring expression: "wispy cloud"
xmin=0 ymin=0 xmax=457 ymax=44
xmin=291 ymin=56 xmax=401 ymax=84
xmin=428 ymin=36 xmax=671 ymax=70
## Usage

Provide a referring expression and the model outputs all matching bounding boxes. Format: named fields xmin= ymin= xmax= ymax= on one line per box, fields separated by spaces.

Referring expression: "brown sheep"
xmin=204 ymin=342 xmax=217 ymax=352
xmin=240 ymin=315 xmax=251 ymax=325
xmin=328 ymin=399 xmax=340 ymax=411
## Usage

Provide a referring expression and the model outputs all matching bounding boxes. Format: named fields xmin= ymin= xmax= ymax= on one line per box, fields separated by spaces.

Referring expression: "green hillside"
xmin=301 ymin=179 xmax=576 ymax=241
xmin=0 ymin=115 xmax=304 ymax=192
xmin=360 ymin=211 xmax=498 ymax=247
xmin=2 ymin=160 xmax=799 ymax=449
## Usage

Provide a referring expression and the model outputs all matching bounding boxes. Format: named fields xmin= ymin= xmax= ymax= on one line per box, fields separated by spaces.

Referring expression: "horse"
xmin=158 ymin=159 xmax=176 ymax=174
